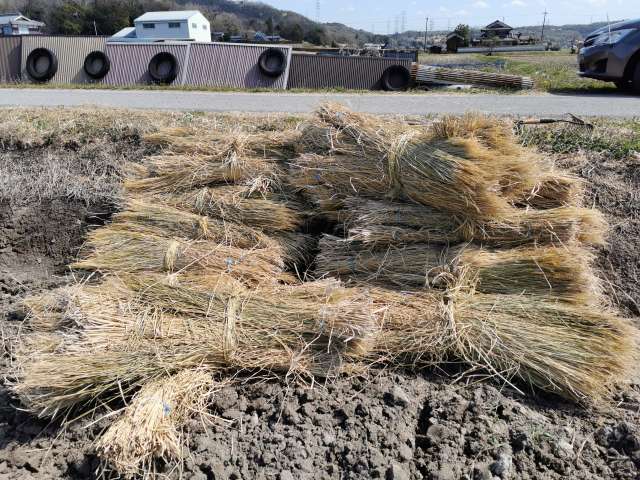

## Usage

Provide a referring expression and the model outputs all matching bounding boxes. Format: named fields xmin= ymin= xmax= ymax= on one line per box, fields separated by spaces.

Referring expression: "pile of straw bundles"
xmin=8 ymin=105 xmax=638 ymax=478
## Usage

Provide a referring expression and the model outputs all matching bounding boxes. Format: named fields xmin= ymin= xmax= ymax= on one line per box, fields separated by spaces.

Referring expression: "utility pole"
xmin=541 ymin=10 xmax=548 ymax=43
xmin=424 ymin=17 xmax=428 ymax=51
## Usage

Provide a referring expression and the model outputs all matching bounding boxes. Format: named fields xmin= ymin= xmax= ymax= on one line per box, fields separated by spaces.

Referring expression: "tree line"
xmin=0 ymin=0 xmax=380 ymax=46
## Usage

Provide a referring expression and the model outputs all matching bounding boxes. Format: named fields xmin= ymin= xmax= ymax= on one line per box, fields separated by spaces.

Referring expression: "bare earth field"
xmin=0 ymin=109 xmax=639 ymax=479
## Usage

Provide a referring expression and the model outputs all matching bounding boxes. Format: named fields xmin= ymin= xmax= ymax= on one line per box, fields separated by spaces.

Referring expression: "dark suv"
xmin=578 ymin=19 xmax=640 ymax=92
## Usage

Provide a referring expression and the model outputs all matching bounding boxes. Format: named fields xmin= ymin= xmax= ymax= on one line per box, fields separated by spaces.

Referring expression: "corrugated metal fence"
xmin=184 ymin=43 xmax=291 ymax=89
xmin=21 ymin=36 xmax=108 ymax=84
xmin=2 ymin=37 xmax=413 ymax=90
xmin=103 ymin=43 xmax=189 ymax=86
xmin=0 ymin=37 xmax=21 ymax=82
xmin=288 ymin=54 xmax=413 ymax=90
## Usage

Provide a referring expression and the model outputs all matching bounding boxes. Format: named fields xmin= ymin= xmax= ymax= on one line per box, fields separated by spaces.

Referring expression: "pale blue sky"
xmin=261 ymin=0 xmax=633 ymax=32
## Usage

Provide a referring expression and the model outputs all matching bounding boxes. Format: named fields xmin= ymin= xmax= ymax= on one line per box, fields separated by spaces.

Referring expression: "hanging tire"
xmin=148 ymin=52 xmax=178 ymax=84
xmin=83 ymin=51 xmax=110 ymax=80
xmin=381 ymin=65 xmax=411 ymax=91
xmin=26 ymin=48 xmax=58 ymax=82
xmin=258 ymin=48 xmax=287 ymax=77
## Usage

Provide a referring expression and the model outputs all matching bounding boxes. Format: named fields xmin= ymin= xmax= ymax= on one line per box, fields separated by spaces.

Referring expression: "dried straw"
xmin=356 ymin=286 xmax=637 ymax=401
xmin=11 ymin=275 xmax=376 ymax=416
xmin=155 ymin=186 xmax=304 ymax=233
xmin=430 ymin=114 xmax=584 ymax=208
xmin=112 ymin=199 xmax=274 ymax=248
xmin=110 ymin=199 xmax=312 ymax=268
xmin=126 ymin=155 xmax=280 ymax=194
xmin=144 ymin=128 xmax=299 ymax=159
xmin=295 ymin=104 xmax=546 ymax=221
xmin=519 ymin=173 xmax=584 ymax=209
xmin=340 ymin=198 xmax=606 ymax=248
xmin=96 ymin=369 xmax=220 ymax=478
xmin=72 ymin=229 xmax=291 ymax=285
xmin=316 ymin=236 xmax=599 ymax=301
xmin=454 ymin=293 xmax=637 ymax=401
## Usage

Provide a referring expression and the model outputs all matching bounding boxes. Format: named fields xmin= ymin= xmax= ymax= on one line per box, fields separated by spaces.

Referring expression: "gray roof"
xmin=111 ymin=27 xmax=136 ymax=38
xmin=135 ymin=11 xmax=204 ymax=23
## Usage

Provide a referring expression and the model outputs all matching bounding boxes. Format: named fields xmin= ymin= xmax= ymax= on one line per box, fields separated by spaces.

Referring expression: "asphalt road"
xmin=1 ymin=88 xmax=639 ymax=117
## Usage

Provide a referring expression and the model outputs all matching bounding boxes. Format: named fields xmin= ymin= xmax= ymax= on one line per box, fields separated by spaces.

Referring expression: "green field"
xmin=419 ymin=50 xmax=617 ymax=93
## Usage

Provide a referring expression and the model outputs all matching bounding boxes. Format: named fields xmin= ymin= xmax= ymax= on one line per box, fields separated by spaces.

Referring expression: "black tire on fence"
xmin=258 ymin=48 xmax=287 ymax=77
xmin=26 ymin=48 xmax=58 ymax=82
xmin=148 ymin=52 xmax=178 ymax=84
xmin=381 ymin=65 xmax=411 ymax=91
xmin=83 ymin=51 xmax=110 ymax=80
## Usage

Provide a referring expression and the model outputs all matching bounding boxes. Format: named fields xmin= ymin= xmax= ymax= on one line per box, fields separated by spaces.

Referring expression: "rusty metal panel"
xmin=0 ymin=36 xmax=21 ymax=82
xmin=21 ymin=36 xmax=108 ymax=84
xmin=102 ymin=43 xmax=189 ymax=86
xmin=184 ymin=43 xmax=291 ymax=89
xmin=288 ymin=54 xmax=413 ymax=90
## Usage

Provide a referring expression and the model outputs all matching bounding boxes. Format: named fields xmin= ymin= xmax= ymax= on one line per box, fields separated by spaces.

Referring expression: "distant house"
xmin=254 ymin=31 xmax=281 ymax=43
xmin=110 ymin=11 xmax=211 ymax=43
xmin=0 ymin=12 xmax=44 ymax=36
xmin=446 ymin=32 xmax=465 ymax=53
xmin=481 ymin=20 xmax=513 ymax=39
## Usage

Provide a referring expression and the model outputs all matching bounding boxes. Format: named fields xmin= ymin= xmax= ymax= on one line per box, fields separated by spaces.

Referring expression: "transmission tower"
xmin=316 ymin=0 xmax=320 ymax=22
xmin=401 ymin=11 xmax=406 ymax=33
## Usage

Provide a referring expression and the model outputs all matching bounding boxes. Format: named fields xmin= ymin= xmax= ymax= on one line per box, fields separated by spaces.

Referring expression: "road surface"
xmin=1 ymin=88 xmax=639 ymax=117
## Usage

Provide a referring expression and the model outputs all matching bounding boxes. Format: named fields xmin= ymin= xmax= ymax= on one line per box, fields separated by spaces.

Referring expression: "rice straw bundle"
xmin=351 ymin=286 xmax=637 ymax=400
xmin=11 ymin=275 xmax=376 ymax=416
xmin=422 ymin=134 xmax=542 ymax=200
xmin=125 ymin=155 xmax=280 ymax=194
xmin=144 ymin=128 xmax=299 ymax=159
xmin=519 ymin=173 xmax=584 ymax=209
xmin=453 ymin=293 xmax=637 ymax=401
xmin=363 ymin=288 xmax=454 ymax=366
xmin=290 ymin=144 xmax=510 ymax=223
xmin=96 ymin=369 xmax=220 ymax=478
xmin=111 ymin=199 xmax=275 ymax=248
xmin=156 ymin=186 xmax=304 ymax=233
xmin=456 ymin=245 xmax=599 ymax=302
xmin=431 ymin=113 xmax=521 ymax=150
xmin=298 ymin=104 xmax=538 ymax=221
xmin=316 ymin=236 xmax=598 ymax=301
xmin=340 ymin=198 xmax=606 ymax=248
xmin=72 ymin=229 xmax=290 ymax=285
xmin=430 ymin=115 xmax=585 ymax=209
xmin=120 ymin=273 xmax=376 ymax=359
xmin=110 ymin=199 xmax=313 ymax=268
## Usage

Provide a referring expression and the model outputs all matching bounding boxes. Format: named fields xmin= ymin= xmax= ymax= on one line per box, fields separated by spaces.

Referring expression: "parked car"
xmin=578 ymin=18 xmax=640 ymax=92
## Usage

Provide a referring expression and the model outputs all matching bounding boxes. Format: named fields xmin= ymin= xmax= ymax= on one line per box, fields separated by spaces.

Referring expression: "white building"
xmin=0 ymin=12 xmax=45 ymax=36
xmin=124 ymin=11 xmax=211 ymax=43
